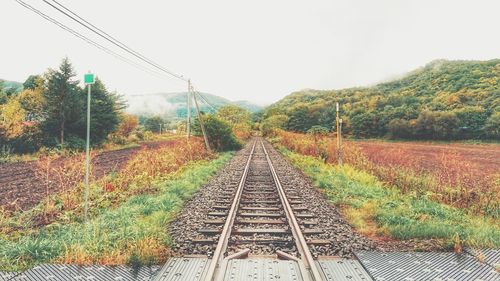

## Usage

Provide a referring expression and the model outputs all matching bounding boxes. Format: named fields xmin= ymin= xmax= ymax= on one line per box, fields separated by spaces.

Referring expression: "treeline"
xmin=0 ymin=58 xmax=126 ymax=153
xmin=263 ymin=59 xmax=500 ymax=140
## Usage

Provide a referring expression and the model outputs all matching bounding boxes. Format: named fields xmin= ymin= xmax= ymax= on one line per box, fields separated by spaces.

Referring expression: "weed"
xmin=274 ymin=130 xmax=500 ymax=217
xmin=278 ymin=147 xmax=500 ymax=249
xmin=0 ymin=152 xmax=232 ymax=271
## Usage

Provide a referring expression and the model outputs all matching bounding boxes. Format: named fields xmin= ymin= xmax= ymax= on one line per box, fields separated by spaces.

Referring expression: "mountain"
xmin=266 ymin=59 xmax=500 ymax=140
xmin=232 ymin=100 xmax=264 ymax=113
xmin=0 ymin=79 xmax=23 ymax=93
xmin=126 ymin=92 xmax=263 ymax=119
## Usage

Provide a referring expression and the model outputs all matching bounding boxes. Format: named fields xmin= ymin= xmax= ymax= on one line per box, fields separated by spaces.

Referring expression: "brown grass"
xmin=274 ymin=130 xmax=500 ymax=216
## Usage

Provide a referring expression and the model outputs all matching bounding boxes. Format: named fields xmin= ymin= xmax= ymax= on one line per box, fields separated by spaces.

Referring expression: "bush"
xmin=61 ymin=135 xmax=86 ymax=150
xmin=193 ymin=115 xmax=241 ymax=151
xmin=387 ymin=118 xmax=413 ymax=139
xmin=143 ymin=116 xmax=165 ymax=133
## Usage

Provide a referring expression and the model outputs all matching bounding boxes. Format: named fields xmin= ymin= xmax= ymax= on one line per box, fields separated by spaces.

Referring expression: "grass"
xmin=272 ymin=130 xmax=500 ymax=217
xmin=280 ymin=148 xmax=500 ymax=249
xmin=0 ymin=133 xmax=183 ymax=164
xmin=347 ymin=138 xmax=500 ymax=145
xmin=0 ymin=151 xmax=232 ymax=271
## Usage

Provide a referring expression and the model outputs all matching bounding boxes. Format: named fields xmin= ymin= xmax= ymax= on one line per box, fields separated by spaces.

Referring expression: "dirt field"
xmin=0 ymin=140 xmax=179 ymax=212
xmin=354 ymin=141 xmax=500 ymax=178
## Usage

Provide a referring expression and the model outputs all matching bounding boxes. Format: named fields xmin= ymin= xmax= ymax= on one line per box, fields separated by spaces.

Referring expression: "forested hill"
xmin=265 ymin=59 xmax=500 ymax=140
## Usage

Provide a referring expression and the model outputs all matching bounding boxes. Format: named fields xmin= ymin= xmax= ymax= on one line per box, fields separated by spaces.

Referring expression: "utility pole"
xmin=83 ymin=72 xmax=95 ymax=222
xmin=336 ymin=102 xmax=343 ymax=165
xmin=187 ymin=80 xmax=192 ymax=138
xmin=191 ymin=89 xmax=211 ymax=153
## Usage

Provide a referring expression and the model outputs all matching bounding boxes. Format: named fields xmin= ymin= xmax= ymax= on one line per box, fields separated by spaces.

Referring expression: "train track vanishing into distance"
xmin=196 ymin=139 xmax=323 ymax=280
xmin=168 ymin=137 xmax=374 ymax=280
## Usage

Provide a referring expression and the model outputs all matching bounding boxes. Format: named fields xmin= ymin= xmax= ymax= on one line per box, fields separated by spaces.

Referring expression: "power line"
xmin=14 ymin=0 xmax=174 ymax=81
xmin=193 ymin=90 xmax=219 ymax=112
xmin=42 ymin=0 xmax=187 ymax=82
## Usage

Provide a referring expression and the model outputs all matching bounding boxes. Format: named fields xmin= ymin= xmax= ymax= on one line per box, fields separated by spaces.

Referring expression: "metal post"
xmin=84 ymin=83 xmax=91 ymax=222
xmin=339 ymin=118 xmax=343 ymax=165
xmin=336 ymin=102 xmax=341 ymax=164
xmin=187 ymin=80 xmax=191 ymax=138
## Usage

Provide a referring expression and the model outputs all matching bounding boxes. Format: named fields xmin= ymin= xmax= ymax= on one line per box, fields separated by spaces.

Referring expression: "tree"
xmin=193 ymin=115 xmax=241 ymax=151
xmin=42 ymin=57 xmax=82 ymax=146
xmin=216 ymin=105 xmax=252 ymax=140
xmin=0 ymin=98 xmax=26 ymax=140
xmin=78 ymin=78 xmax=123 ymax=144
xmin=0 ymin=81 xmax=6 ymax=104
xmin=454 ymin=106 xmax=488 ymax=139
xmin=349 ymin=112 xmax=379 ymax=138
xmin=17 ymin=88 xmax=45 ymax=122
xmin=484 ymin=112 xmax=500 ymax=140
xmin=415 ymin=111 xmax=459 ymax=140
xmin=23 ymin=75 xmax=43 ymax=90
xmin=115 ymin=113 xmax=139 ymax=138
xmin=143 ymin=116 xmax=165 ymax=133
xmin=216 ymin=105 xmax=251 ymax=126
xmin=387 ymin=118 xmax=413 ymax=139
xmin=260 ymin=114 xmax=289 ymax=136
xmin=286 ymin=106 xmax=316 ymax=132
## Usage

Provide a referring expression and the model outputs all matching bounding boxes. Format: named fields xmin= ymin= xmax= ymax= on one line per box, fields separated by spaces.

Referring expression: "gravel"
xmin=169 ymin=138 xmax=426 ymax=259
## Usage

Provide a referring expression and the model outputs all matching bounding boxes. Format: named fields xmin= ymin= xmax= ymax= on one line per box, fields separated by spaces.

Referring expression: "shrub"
xmin=143 ymin=116 xmax=165 ymax=133
xmin=193 ymin=115 xmax=241 ymax=151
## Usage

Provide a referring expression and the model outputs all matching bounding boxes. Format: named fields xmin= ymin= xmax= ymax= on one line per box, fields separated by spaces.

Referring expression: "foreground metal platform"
xmin=153 ymin=257 xmax=365 ymax=281
xmin=153 ymin=252 xmax=500 ymax=281
xmin=1 ymin=264 xmax=159 ymax=281
xmin=2 ymin=250 xmax=499 ymax=281
xmin=356 ymin=251 xmax=499 ymax=281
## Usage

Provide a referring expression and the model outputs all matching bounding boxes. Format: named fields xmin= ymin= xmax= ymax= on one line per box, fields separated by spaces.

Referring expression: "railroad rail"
xmin=198 ymin=139 xmax=323 ymax=281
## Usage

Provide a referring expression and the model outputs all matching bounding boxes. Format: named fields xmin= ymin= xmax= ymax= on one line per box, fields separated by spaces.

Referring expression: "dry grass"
xmin=273 ymin=130 xmax=500 ymax=216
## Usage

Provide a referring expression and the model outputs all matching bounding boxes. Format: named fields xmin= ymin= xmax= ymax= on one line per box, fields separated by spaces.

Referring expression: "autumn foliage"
xmin=24 ymin=138 xmax=210 ymax=225
xmin=274 ymin=130 xmax=500 ymax=216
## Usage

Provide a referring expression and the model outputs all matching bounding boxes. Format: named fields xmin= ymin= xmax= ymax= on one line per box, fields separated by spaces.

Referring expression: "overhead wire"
xmin=16 ymin=0 xmax=221 ymax=114
xmin=42 ymin=0 xmax=188 ymax=82
xmin=14 ymin=0 xmax=175 ymax=81
xmin=193 ymin=90 xmax=219 ymax=112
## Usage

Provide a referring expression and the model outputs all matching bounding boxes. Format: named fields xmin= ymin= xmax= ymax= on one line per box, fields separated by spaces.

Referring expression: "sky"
xmin=1 ymin=0 xmax=500 ymax=106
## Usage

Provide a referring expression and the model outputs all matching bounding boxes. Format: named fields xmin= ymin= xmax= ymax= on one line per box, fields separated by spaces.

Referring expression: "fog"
xmin=1 ymin=0 xmax=500 ymax=105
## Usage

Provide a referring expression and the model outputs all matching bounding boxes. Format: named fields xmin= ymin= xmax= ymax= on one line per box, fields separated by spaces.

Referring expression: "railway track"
xmin=185 ymin=139 xmax=324 ymax=281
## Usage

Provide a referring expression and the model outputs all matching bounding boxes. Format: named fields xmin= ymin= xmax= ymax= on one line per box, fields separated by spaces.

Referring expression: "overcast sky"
xmin=1 ymin=0 xmax=500 ymax=105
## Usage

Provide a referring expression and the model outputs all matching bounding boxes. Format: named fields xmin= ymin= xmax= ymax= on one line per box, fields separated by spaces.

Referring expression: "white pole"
xmin=84 ymin=83 xmax=91 ymax=222
xmin=187 ymin=80 xmax=191 ymax=138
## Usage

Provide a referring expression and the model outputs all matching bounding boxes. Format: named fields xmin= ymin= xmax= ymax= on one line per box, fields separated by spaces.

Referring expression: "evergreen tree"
xmin=42 ymin=57 xmax=82 ymax=146
xmin=78 ymin=78 xmax=125 ymax=144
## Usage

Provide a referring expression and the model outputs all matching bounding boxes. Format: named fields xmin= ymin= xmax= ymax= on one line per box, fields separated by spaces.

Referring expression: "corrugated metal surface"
xmin=466 ymin=248 xmax=500 ymax=269
xmin=355 ymin=251 xmax=500 ymax=281
xmin=223 ymin=259 xmax=304 ymax=281
xmin=316 ymin=258 xmax=373 ymax=281
xmin=7 ymin=264 xmax=159 ymax=281
xmin=0 ymin=271 xmax=20 ymax=281
xmin=153 ymin=258 xmax=209 ymax=281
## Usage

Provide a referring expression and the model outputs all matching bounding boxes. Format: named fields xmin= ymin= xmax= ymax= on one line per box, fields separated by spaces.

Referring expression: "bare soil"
xmin=0 ymin=140 xmax=177 ymax=212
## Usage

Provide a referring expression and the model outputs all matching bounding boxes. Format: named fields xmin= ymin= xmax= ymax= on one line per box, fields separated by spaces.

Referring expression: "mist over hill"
xmin=0 ymin=79 xmax=23 ymax=93
xmin=126 ymin=92 xmax=263 ymax=119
